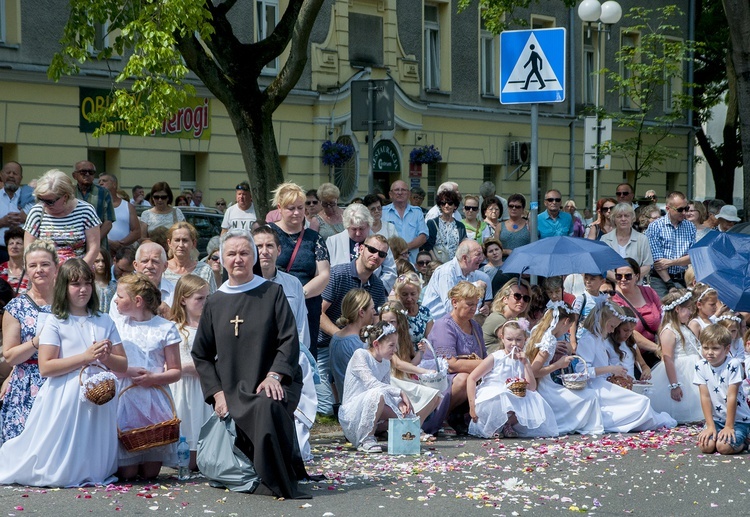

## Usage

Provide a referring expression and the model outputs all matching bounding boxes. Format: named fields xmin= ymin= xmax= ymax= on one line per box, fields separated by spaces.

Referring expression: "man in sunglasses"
xmin=538 ymin=189 xmax=573 ymax=239
xmin=316 ymin=234 xmax=389 ymax=415
xmin=645 ymin=191 xmax=696 ymax=297
xmin=73 ymin=161 xmax=115 ymax=249
xmin=615 ymin=183 xmax=636 ymax=208
xmin=221 ymin=181 xmax=257 ymax=234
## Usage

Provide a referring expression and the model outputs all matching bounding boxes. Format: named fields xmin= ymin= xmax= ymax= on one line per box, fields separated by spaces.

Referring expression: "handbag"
xmin=387 ymin=416 xmax=421 ymax=455
xmin=196 ymin=414 xmax=260 ymax=493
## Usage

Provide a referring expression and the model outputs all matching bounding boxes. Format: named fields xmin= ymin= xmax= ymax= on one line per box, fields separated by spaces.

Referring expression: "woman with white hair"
xmin=23 ymin=169 xmax=101 ymax=267
xmin=315 ymin=183 xmax=345 ymax=240
xmin=600 ymin=203 xmax=653 ymax=282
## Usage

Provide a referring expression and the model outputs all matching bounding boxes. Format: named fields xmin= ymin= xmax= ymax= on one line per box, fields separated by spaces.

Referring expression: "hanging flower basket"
xmin=321 ymin=140 xmax=355 ymax=167
xmin=409 ymin=144 xmax=442 ymax=165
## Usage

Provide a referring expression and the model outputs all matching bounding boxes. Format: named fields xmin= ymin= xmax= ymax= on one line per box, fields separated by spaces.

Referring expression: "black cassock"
xmin=192 ymin=280 xmax=310 ymax=499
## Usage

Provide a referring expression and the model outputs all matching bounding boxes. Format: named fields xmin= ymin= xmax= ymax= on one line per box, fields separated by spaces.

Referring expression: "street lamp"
xmin=578 ymin=0 xmax=621 ymax=211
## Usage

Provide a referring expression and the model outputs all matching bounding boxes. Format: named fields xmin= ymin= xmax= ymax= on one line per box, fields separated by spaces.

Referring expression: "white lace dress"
xmin=338 ymin=348 xmax=404 ymax=447
xmin=468 ymin=351 xmax=558 ymax=439
xmin=647 ymin=323 xmax=705 ymax=423
xmin=171 ymin=326 xmax=213 ymax=450
xmin=577 ymin=329 xmax=677 ymax=433
xmin=115 ymin=315 xmax=182 ymax=466
xmin=533 ymin=331 xmax=604 ymax=435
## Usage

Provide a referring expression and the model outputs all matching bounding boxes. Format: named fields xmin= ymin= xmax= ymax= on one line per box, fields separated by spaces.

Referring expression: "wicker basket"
xmin=560 ymin=355 xmax=589 ymax=390
xmin=506 ymin=380 xmax=528 ymax=397
xmin=79 ymin=364 xmax=117 ymax=405
xmin=418 ymin=339 xmax=449 ymax=392
xmin=118 ymin=384 xmax=181 ymax=452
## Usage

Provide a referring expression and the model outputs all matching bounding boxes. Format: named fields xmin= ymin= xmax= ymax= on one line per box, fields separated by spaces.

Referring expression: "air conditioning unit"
xmin=509 ymin=141 xmax=531 ymax=165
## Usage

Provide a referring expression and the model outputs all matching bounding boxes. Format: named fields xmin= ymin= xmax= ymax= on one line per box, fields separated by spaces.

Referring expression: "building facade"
xmin=0 ymin=0 xmax=691 ymax=208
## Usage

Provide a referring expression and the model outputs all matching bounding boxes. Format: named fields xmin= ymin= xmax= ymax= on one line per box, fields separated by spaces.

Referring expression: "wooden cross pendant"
xmin=230 ymin=315 xmax=244 ymax=337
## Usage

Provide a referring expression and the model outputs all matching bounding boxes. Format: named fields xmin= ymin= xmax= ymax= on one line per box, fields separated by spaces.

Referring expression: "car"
xmin=135 ymin=205 xmax=224 ymax=258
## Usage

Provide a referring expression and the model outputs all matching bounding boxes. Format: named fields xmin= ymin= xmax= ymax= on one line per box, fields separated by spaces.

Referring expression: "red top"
xmin=612 ymin=285 xmax=662 ymax=341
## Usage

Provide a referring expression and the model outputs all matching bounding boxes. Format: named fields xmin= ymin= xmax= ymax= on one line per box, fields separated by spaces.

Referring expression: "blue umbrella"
xmin=501 ymin=236 xmax=628 ymax=277
xmin=688 ymin=231 xmax=750 ymax=311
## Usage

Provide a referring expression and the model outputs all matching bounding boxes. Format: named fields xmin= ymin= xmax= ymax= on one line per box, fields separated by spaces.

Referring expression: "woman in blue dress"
xmin=0 ymin=240 xmax=57 ymax=443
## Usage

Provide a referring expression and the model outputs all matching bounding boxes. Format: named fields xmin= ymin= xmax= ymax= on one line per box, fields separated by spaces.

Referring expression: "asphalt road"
xmin=1 ymin=425 xmax=748 ymax=516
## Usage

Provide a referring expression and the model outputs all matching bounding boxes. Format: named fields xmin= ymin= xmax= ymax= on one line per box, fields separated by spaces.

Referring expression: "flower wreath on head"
xmin=374 ymin=323 xmax=397 ymax=342
xmin=715 ymin=313 xmax=742 ymax=325
xmin=695 ymin=286 xmax=716 ymax=303
xmin=378 ymin=303 xmax=408 ymax=317
xmin=603 ymin=299 xmax=637 ymax=323
xmin=532 ymin=302 xmax=570 ymax=355
xmin=661 ymin=291 xmax=693 ymax=315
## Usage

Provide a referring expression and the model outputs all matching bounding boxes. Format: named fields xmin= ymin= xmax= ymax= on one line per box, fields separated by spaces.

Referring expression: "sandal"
xmin=502 ymin=422 xmax=518 ymax=438
xmin=357 ymin=436 xmax=383 ymax=453
xmin=420 ymin=432 xmax=437 ymax=443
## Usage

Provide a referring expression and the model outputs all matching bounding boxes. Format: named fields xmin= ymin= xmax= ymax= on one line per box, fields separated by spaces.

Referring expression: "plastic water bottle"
xmin=176 ymin=437 xmax=190 ymax=481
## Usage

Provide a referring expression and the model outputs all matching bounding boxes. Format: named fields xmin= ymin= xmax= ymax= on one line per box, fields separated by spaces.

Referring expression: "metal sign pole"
xmin=530 ymin=103 xmax=539 ymax=286
xmin=368 ymin=82 xmax=377 ymax=194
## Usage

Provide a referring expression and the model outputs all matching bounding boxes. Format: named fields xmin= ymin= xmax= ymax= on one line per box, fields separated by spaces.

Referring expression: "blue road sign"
xmin=500 ymin=28 xmax=566 ymax=104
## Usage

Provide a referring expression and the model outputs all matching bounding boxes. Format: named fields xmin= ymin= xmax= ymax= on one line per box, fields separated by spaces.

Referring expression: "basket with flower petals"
xmin=505 ymin=377 xmax=528 ymax=397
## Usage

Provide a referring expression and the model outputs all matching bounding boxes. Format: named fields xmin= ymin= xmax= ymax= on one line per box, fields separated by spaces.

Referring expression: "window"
xmin=332 ymin=136 xmax=358 ymax=202
xmin=181 ymin=154 xmax=197 ymax=183
xmin=87 ymin=149 xmax=106 ymax=173
xmin=483 ymin=164 xmax=492 ymax=183
xmin=257 ymin=0 xmax=279 ymax=73
xmin=424 ymin=4 xmax=440 ymax=90
xmin=0 ymin=0 xmax=6 ymax=44
xmin=531 ymin=16 xmax=555 ymax=29
xmin=583 ymin=30 xmax=597 ymax=106
xmin=480 ymin=18 xmax=496 ymax=96
xmin=620 ymin=32 xmax=639 ymax=110
xmin=85 ymin=21 xmax=109 ymax=55
xmin=663 ymin=38 xmax=683 ymax=114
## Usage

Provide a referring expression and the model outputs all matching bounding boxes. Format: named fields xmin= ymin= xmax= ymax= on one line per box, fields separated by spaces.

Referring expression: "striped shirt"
xmin=645 ymin=214 xmax=696 ymax=275
xmin=23 ymin=200 xmax=101 ymax=263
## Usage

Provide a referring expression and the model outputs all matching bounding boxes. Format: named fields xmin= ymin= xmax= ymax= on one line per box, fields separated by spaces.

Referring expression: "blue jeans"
xmin=314 ymin=347 xmax=334 ymax=416
xmin=713 ymin=420 xmax=750 ymax=450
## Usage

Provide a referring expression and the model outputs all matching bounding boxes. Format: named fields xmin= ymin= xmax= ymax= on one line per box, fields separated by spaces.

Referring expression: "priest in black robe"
xmin=192 ymin=229 xmax=310 ymax=499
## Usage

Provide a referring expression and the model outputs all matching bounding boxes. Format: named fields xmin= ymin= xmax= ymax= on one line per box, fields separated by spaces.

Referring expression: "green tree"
xmin=599 ymin=5 xmax=697 ymax=192
xmin=49 ymin=0 xmax=325 ymax=218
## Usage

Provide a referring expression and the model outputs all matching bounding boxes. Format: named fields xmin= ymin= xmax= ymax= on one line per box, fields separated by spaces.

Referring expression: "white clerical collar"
xmin=218 ymin=275 xmax=265 ymax=294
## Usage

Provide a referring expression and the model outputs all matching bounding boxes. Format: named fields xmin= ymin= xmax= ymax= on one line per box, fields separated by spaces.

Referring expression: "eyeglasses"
xmin=600 ymin=290 xmax=616 ymax=296
xmin=545 ymin=197 xmax=562 ymax=203
xmin=511 ymin=292 xmax=531 ymax=303
xmin=209 ymin=255 xmax=220 ymax=261
xmin=508 ymin=204 xmax=524 ymax=210
xmin=322 ymin=201 xmax=337 ymax=208
xmin=601 ymin=206 xmax=614 ymax=213
xmin=363 ymin=243 xmax=387 ymax=258
xmin=615 ymin=273 xmax=634 ymax=281
xmin=669 ymin=205 xmax=689 ymax=213
xmin=417 ymin=260 xmax=431 ymax=266
xmin=647 ymin=195 xmax=657 ymax=200
xmin=152 ymin=195 xmax=169 ymax=200
xmin=464 ymin=206 xmax=479 ymax=211
xmin=39 ymin=196 xmax=61 ymax=206
xmin=216 ymin=202 xmax=226 ymax=206
xmin=305 ymin=200 xmax=319 ymax=206
xmin=439 ymin=201 xmax=455 ymax=207
xmin=75 ymin=169 xmax=95 ymax=176
xmin=616 ymin=191 xmax=631 ymax=197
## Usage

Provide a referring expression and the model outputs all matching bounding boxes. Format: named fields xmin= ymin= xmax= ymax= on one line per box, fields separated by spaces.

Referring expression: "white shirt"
xmin=0 ymin=188 xmax=23 ymax=242
xmin=221 ymin=203 xmax=257 ymax=231
xmin=109 ymin=276 xmax=175 ymax=321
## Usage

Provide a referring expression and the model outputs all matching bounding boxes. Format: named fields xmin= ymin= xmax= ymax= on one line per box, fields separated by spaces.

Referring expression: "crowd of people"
xmin=0 ymin=160 xmax=748 ymax=497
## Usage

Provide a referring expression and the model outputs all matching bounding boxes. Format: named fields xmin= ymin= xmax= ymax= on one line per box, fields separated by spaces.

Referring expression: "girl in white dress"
xmin=577 ymin=298 xmax=676 ymax=432
xmin=0 ymin=259 xmax=128 ymax=487
xmin=169 ymin=274 xmax=212 ymax=471
xmin=338 ymin=321 xmax=413 ymax=453
xmin=606 ymin=306 xmax=652 ymax=380
xmin=379 ymin=301 xmax=441 ymax=441
xmin=114 ymin=273 xmax=182 ymax=480
xmin=525 ymin=303 xmax=604 ymax=435
xmin=688 ymin=284 xmax=718 ymax=339
xmin=648 ymin=289 xmax=704 ymax=423
xmin=468 ymin=319 xmax=558 ymax=439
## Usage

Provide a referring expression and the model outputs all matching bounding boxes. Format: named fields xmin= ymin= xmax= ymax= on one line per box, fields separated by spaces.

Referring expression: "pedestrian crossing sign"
xmin=500 ymin=28 xmax=566 ymax=104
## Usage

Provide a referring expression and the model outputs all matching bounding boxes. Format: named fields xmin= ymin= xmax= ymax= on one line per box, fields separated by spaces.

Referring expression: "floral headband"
xmin=604 ymin=300 xmax=635 ymax=323
xmin=396 ymin=274 xmax=422 ymax=287
xmin=378 ymin=303 xmax=408 ymax=317
xmin=501 ymin=317 xmax=531 ymax=333
xmin=715 ymin=314 xmax=742 ymax=324
xmin=661 ymin=291 xmax=693 ymax=314
xmin=362 ymin=323 xmax=397 ymax=342
xmin=695 ymin=286 xmax=716 ymax=303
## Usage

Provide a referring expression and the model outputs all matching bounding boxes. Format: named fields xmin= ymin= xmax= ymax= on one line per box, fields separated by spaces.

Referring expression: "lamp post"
xmin=578 ymin=0 xmax=621 ymax=211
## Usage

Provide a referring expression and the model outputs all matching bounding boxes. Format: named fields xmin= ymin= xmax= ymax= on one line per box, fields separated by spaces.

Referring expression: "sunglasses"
xmin=464 ymin=206 xmax=479 ymax=211
xmin=616 ymin=191 xmax=631 ymax=197
xmin=647 ymin=195 xmax=657 ymax=200
xmin=305 ymin=200 xmax=319 ymax=206
xmin=75 ymin=169 xmax=95 ymax=176
xmin=508 ymin=204 xmax=524 ymax=210
xmin=511 ymin=292 xmax=531 ymax=303
xmin=216 ymin=202 xmax=226 ymax=206
xmin=669 ymin=205 xmax=689 ymax=213
xmin=152 ymin=195 xmax=169 ymax=200
xmin=39 ymin=196 xmax=61 ymax=206
xmin=600 ymin=290 xmax=616 ymax=296
xmin=545 ymin=197 xmax=562 ymax=203
xmin=417 ymin=260 xmax=431 ymax=266
xmin=209 ymin=255 xmax=220 ymax=261
xmin=322 ymin=201 xmax=337 ymax=208
xmin=601 ymin=206 xmax=614 ymax=213
xmin=363 ymin=243 xmax=387 ymax=258
xmin=615 ymin=273 xmax=634 ymax=281
xmin=439 ymin=201 xmax=456 ymax=207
